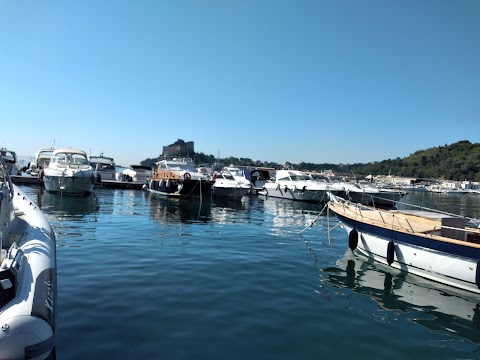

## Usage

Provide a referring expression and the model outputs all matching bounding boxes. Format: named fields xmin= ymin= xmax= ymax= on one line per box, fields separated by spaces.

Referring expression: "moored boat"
xmin=26 ymin=148 xmax=54 ymax=177
xmin=42 ymin=148 xmax=95 ymax=196
xmin=147 ymin=157 xmax=214 ymax=199
xmin=0 ymin=156 xmax=57 ymax=359
xmin=212 ymin=170 xmax=251 ymax=199
xmin=327 ymin=193 xmax=480 ymax=294
xmin=117 ymin=165 xmax=152 ymax=183
xmin=259 ymin=169 xmax=336 ymax=203
xmin=89 ymin=153 xmax=116 ymax=182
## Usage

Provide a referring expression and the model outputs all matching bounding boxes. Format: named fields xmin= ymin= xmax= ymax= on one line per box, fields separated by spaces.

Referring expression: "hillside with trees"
xmin=141 ymin=140 xmax=480 ymax=182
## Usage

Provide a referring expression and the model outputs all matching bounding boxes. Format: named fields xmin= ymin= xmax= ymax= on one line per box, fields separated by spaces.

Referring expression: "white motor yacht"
xmin=42 ymin=148 xmax=95 ymax=196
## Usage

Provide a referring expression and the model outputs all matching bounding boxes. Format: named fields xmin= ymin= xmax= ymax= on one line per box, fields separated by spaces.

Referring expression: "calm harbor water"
xmin=18 ymin=185 xmax=480 ymax=359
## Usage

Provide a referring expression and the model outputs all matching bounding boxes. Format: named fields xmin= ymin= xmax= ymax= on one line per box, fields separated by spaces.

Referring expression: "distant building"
xmin=162 ymin=139 xmax=194 ymax=158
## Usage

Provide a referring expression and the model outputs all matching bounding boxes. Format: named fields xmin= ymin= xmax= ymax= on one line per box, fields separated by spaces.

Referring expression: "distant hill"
xmin=345 ymin=140 xmax=480 ymax=181
xmin=141 ymin=140 xmax=480 ymax=182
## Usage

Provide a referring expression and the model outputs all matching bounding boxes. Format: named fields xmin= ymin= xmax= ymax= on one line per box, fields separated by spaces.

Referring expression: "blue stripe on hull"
xmin=335 ymin=213 xmax=480 ymax=261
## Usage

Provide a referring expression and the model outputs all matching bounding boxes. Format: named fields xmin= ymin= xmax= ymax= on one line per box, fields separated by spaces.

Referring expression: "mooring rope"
xmin=298 ymin=202 xmax=329 ymax=234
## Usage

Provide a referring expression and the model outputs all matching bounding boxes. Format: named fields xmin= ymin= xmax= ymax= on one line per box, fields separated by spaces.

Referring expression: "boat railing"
xmin=339 ymin=200 xmax=430 ymax=234
xmin=335 ymin=196 xmax=480 ymax=240
xmin=347 ymin=190 xmax=480 ymax=226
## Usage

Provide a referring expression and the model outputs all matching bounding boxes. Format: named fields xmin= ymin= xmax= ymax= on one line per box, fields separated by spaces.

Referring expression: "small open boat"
xmin=0 ymin=157 xmax=57 ymax=359
xmin=327 ymin=193 xmax=480 ymax=294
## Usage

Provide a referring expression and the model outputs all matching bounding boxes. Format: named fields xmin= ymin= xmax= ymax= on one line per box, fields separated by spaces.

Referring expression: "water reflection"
xmin=210 ymin=196 xmax=253 ymax=224
xmin=149 ymin=195 xmax=212 ymax=224
xmin=262 ymin=197 xmax=325 ymax=232
xmin=325 ymin=252 xmax=480 ymax=344
xmin=36 ymin=188 xmax=99 ymax=218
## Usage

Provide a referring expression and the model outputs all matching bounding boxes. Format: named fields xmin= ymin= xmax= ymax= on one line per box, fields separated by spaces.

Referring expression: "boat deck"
xmin=329 ymin=202 xmax=480 ymax=246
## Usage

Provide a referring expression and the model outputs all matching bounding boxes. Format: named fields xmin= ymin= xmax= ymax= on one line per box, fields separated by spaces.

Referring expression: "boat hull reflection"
xmin=325 ymin=252 xmax=480 ymax=343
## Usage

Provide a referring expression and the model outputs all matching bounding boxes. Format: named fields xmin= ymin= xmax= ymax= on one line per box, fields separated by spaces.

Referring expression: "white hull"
xmin=341 ymin=222 xmax=479 ymax=293
xmin=328 ymin=195 xmax=480 ymax=294
xmin=261 ymin=169 xmax=335 ymax=203
xmin=261 ymin=186 xmax=332 ymax=203
xmin=44 ymin=172 xmax=95 ymax=195
xmin=213 ymin=185 xmax=250 ymax=198
xmin=0 ymin=172 xmax=57 ymax=359
xmin=43 ymin=148 xmax=95 ymax=196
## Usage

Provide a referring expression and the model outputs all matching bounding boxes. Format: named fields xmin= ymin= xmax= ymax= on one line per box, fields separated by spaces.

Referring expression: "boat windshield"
xmin=38 ymin=151 xmax=54 ymax=158
xmin=227 ymin=168 xmax=244 ymax=177
xmin=52 ymin=153 xmax=89 ymax=165
xmin=90 ymin=157 xmax=114 ymax=165
xmin=160 ymin=162 xmax=196 ymax=172
xmin=221 ymin=174 xmax=235 ymax=180
xmin=289 ymin=172 xmax=311 ymax=181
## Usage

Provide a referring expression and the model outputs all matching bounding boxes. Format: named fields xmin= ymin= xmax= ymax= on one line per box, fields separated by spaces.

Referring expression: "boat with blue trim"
xmin=327 ymin=193 xmax=480 ymax=294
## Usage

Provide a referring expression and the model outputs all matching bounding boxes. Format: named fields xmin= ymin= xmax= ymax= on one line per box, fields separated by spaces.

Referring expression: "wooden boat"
xmin=327 ymin=193 xmax=480 ymax=294
xmin=147 ymin=157 xmax=214 ymax=199
xmin=0 ymin=157 xmax=57 ymax=359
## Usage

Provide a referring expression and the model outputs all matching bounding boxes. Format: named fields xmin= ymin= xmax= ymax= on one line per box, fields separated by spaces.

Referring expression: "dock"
xmin=97 ymin=180 xmax=145 ymax=190
xmin=11 ymin=175 xmax=146 ymax=190
xmin=11 ymin=175 xmax=41 ymax=185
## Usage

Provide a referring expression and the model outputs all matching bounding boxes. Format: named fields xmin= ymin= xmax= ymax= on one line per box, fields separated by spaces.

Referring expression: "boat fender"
xmin=386 ymin=241 xmax=395 ymax=265
xmin=302 ymin=186 xmax=306 ymax=193
xmin=285 ymin=186 xmax=288 ymax=193
xmin=348 ymin=229 xmax=358 ymax=251
xmin=184 ymin=172 xmax=191 ymax=180
xmin=149 ymin=180 xmax=154 ymax=190
xmin=476 ymin=260 xmax=480 ymax=289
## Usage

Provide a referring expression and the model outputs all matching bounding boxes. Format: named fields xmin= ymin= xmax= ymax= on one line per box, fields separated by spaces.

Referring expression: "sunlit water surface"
xmin=18 ymin=186 xmax=480 ymax=360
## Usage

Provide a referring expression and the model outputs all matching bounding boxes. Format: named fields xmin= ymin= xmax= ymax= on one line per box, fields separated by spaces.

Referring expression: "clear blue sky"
xmin=1 ymin=0 xmax=479 ymax=166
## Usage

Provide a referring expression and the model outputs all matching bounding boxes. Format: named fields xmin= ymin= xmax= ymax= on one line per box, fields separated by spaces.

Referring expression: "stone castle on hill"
xmin=162 ymin=139 xmax=194 ymax=158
